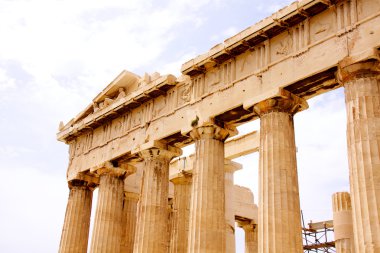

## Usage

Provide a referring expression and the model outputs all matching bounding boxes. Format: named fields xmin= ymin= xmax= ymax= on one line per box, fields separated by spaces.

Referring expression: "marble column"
xmin=169 ymin=172 xmax=192 ymax=253
xmin=237 ymin=220 xmax=258 ymax=253
xmin=339 ymin=56 xmax=380 ymax=253
xmin=90 ymin=163 xmax=135 ymax=253
xmin=58 ymin=180 xmax=93 ymax=253
xmin=134 ymin=147 xmax=181 ymax=253
xmin=332 ymin=192 xmax=353 ymax=253
xmin=188 ymin=124 xmax=231 ymax=253
xmin=121 ymin=192 xmax=139 ymax=253
xmin=225 ymin=159 xmax=242 ymax=253
xmin=253 ymin=91 xmax=307 ymax=253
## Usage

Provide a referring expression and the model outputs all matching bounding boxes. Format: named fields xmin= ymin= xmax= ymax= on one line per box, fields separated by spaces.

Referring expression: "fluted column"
xmin=121 ymin=192 xmax=139 ymax=253
xmin=188 ymin=124 xmax=231 ymax=253
xmin=237 ymin=221 xmax=258 ymax=253
xmin=253 ymin=90 xmax=307 ymax=253
xmin=59 ymin=180 xmax=93 ymax=253
xmin=134 ymin=147 xmax=181 ymax=253
xmin=332 ymin=192 xmax=353 ymax=253
xmin=225 ymin=160 xmax=242 ymax=253
xmin=338 ymin=55 xmax=380 ymax=253
xmin=90 ymin=163 xmax=135 ymax=253
xmin=169 ymin=172 xmax=192 ymax=253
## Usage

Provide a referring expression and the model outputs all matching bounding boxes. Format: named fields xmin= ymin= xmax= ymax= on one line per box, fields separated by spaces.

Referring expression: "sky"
xmin=0 ymin=0 xmax=349 ymax=252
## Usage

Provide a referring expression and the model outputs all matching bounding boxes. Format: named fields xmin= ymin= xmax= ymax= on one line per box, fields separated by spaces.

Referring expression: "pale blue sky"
xmin=0 ymin=0 xmax=349 ymax=252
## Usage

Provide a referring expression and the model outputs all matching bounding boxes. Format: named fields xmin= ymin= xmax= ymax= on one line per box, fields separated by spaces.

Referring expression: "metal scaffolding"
xmin=302 ymin=212 xmax=336 ymax=253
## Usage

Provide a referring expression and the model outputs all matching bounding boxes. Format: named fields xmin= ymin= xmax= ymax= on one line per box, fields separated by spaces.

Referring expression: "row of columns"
xmin=59 ymin=55 xmax=380 ymax=253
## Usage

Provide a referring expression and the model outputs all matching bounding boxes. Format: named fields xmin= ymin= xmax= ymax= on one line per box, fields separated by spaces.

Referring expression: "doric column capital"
xmin=139 ymin=146 xmax=182 ymax=161
xmin=124 ymin=192 xmax=139 ymax=200
xmin=237 ymin=220 xmax=256 ymax=232
xmin=337 ymin=49 xmax=380 ymax=83
xmin=68 ymin=173 xmax=98 ymax=190
xmin=92 ymin=161 xmax=136 ymax=179
xmin=224 ymin=159 xmax=242 ymax=173
xmin=253 ymin=89 xmax=308 ymax=116
xmin=68 ymin=179 xmax=92 ymax=189
xmin=170 ymin=171 xmax=192 ymax=185
xmin=190 ymin=123 xmax=236 ymax=142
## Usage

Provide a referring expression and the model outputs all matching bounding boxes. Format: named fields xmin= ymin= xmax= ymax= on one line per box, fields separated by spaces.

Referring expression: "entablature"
xmin=58 ymin=0 xmax=380 ymax=178
xmin=181 ymin=0 xmax=342 ymax=76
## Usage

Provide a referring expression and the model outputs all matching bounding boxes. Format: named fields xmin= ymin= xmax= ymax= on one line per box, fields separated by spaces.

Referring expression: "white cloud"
xmin=210 ymin=26 xmax=240 ymax=43
xmin=0 ymin=68 xmax=16 ymax=91
xmin=0 ymin=166 xmax=67 ymax=252
xmin=255 ymin=0 xmax=294 ymax=14
xmin=223 ymin=26 xmax=239 ymax=38
xmin=0 ymin=146 xmax=33 ymax=158
xmin=0 ymin=0 xmax=223 ymax=123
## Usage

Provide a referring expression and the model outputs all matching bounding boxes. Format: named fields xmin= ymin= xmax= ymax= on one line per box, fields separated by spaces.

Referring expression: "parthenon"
xmin=57 ymin=0 xmax=380 ymax=252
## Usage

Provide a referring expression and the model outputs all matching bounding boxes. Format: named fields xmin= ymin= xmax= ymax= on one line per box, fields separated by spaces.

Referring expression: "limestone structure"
xmin=332 ymin=192 xmax=354 ymax=253
xmin=57 ymin=0 xmax=380 ymax=252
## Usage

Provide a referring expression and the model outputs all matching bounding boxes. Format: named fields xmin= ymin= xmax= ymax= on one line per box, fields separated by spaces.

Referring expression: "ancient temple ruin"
xmin=57 ymin=0 xmax=380 ymax=252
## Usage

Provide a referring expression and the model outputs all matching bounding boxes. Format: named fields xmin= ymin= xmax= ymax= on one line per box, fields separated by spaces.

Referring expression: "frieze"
xmin=336 ymin=0 xmax=358 ymax=33
xmin=310 ymin=8 xmax=335 ymax=43
xmin=292 ymin=19 xmax=310 ymax=53
xmin=357 ymin=0 xmax=380 ymax=21
xmin=192 ymin=74 xmax=205 ymax=100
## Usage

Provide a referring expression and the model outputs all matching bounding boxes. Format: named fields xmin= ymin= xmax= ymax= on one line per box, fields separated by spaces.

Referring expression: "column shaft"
xmin=188 ymin=125 xmax=229 ymax=253
xmin=332 ymin=192 xmax=353 ymax=253
xmin=90 ymin=172 xmax=125 ymax=253
xmin=59 ymin=181 xmax=93 ymax=253
xmin=245 ymin=226 xmax=258 ymax=253
xmin=225 ymin=171 xmax=235 ymax=253
xmin=169 ymin=175 xmax=192 ymax=253
xmin=239 ymin=222 xmax=258 ymax=253
xmin=254 ymin=93 xmax=306 ymax=253
xmin=134 ymin=148 xmax=179 ymax=253
xmin=225 ymin=160 xmax=241 ymax=253
xmin=340 ymin=59 xmax=380 ymax=253
xmin=121 ymin=192 xmax=139 ymax=253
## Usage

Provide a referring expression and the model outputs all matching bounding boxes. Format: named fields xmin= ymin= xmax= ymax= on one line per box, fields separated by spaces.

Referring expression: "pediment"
xmin=62 ymin=70 xmax=140 ymax=129
xmin=93 ymin=70 xmax=140 ymax=103
xmin=58 ymin=70 xmax=178 ymax=136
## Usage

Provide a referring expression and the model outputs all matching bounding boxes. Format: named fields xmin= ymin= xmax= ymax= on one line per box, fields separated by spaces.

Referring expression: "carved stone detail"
xmin=253 ymin=90 xmax=308 ymax=116
xmin=336 ymin=0 xmax=358 ymax=32
xmin=292 ymin=19 xmax=310 ymax=53
xmin=92 ymin=161 xmax=136 ymax=179
xmin=276 ymin=34 xmax=293 ymax=55
xmin=192 ymin=74 xmax=205 ymax=99
xmin=190 ymin=124 xmax=232 ymax=142
xmin=338 ymin=58 xmax=380 ymax=83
